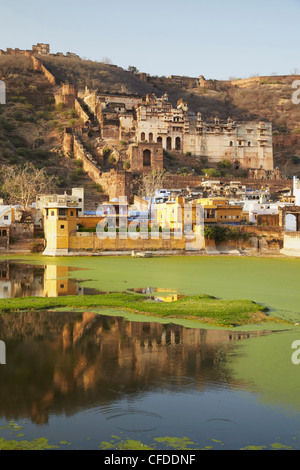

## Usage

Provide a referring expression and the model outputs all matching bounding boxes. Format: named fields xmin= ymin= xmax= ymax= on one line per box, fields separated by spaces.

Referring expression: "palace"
xmin=83 ymin=91 xmax=274 ymax=173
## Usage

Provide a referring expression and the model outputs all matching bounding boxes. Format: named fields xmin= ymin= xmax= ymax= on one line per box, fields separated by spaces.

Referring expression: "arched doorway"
xmin=166 ymin=136 xmax=172 ymax=150
xmin=286 ymin=213 xmax=297 ymax=232
xmin=175 ymin=137 xmax=181 ymax=151
xmin=143 ymin=149 xmax=151 ymax=167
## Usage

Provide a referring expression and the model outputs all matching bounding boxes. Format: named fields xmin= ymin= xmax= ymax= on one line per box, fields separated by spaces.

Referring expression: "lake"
xmin=0 ymin=255 xmax=300 ymax=450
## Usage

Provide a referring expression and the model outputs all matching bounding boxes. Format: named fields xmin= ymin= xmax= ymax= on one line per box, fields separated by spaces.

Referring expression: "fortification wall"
xmin=74 ymin=99 xmax=90 ymax=126
xmin=31 ymin=56 xmax=56 ymax=86
xmin=6 ymin=91 xmax=54 ymax=106
xmin=162 ymin=175 xmax=293 ymax=192
xmin=231 ymin=74 xmax=300 ymax=88
xmin=70 ymin=134 xmax=133 ymax=201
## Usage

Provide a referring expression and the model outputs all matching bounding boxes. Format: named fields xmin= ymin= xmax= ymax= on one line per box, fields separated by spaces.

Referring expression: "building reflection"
xmin=0 ymin=310 xmax=270 ymax=425
xmin=0 ymin=262 xmax=97 ymax=298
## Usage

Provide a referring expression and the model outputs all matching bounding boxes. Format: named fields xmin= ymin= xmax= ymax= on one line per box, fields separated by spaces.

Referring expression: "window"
xmin=70 ymin=211 xmax=74 ymax=217
xmin=230 ymin=141 xmax=233 ymax=147
xmin=60 ymin=225 xmax=65 ymax=229
xmin=51 ymin=211 xmax=55 ymax=216
xmin=4 ymin=216 xmax=8 ymax=220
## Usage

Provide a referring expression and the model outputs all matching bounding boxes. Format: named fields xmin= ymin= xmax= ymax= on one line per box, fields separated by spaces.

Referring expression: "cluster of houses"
xmin=1 ymin=177 xmax=300 ymax=256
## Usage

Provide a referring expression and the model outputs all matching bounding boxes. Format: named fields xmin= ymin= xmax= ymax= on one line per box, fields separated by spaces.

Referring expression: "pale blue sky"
xmin=0 ymin=0 xmax=299 ymax=79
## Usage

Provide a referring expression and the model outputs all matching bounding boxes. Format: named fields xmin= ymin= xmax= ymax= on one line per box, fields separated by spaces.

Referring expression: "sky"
xmin=0 ymin=0 xmax=300 ymax=80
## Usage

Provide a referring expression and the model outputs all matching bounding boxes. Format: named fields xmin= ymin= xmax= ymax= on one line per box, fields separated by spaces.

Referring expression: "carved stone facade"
xmin=135 ymin=94 xmax=274 ymax=171
xmin=83 ymin=91 xmax=274 ymax=173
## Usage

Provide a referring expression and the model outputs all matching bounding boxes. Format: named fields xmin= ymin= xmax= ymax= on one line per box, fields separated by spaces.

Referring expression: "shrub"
xmin=204 ymin=225 xmax=227 ymax=244
xmin=103 ymin=147 xmax=111 ymax=159
xmin=202 ymin=168 xmax=221 ymax=177
xmin=75 ymin=159 xmax=83 ymax=168
xmin=218 ymin=159 xmax=232 ymax=169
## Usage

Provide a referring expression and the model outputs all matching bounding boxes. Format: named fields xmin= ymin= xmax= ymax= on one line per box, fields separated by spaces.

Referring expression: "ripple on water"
xmin=106 ymin=410 xmax=163 ymax=433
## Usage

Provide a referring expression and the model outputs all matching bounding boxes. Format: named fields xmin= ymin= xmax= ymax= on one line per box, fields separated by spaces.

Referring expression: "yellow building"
xmin=43 ymin=200 xmax=79 ymax=256
xmin=43 ymin=197 xmax=189 ymax=256
xmin=155 ymin=197 xmax=243 ymax=229
xmin=196 ymin=198 xmax=243 ymax=224
xmin=155 ymin=197 xmax=197 ymax=231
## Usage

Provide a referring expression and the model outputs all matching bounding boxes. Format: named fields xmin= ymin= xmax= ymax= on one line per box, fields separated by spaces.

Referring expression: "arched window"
xmin=157 ymin=136 xmax=162 ymax=144
xmin=175 ymin=137 xmax=181 ymax=151
xmin=166 ymin=136 xmax=172 ymax=150
xmin=230 ymin=141 xmax=233 ymax=147
xmin=141 ymin=132 xmax=145 ymax=142
xmin=143 ymin=149 xmax=151 ymax=167
xmin=149 ymin=132 xmax=153 ymax=143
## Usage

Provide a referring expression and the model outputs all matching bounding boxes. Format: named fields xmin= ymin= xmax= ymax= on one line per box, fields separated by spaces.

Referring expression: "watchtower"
xmin=43 ymin=200 xmax=79 ymax=256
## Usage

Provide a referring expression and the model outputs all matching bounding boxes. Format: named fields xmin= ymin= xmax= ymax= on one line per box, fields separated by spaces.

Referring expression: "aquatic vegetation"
xmin=98 ymin=435 xmax=295 ymax=451
xmin=154 ymin=436 xmax=196 ymax=450
xmin=0 ymin=421 xmax=58 ymax=450
xmin=0 ymin=437 xmax=59 ymax=450
xmin=0 ymin=292 xmax=271 ymax=327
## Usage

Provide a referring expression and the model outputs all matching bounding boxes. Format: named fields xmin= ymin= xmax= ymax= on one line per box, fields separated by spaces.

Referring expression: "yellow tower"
xmin=43 ymin=200 xmax=79 ymax=256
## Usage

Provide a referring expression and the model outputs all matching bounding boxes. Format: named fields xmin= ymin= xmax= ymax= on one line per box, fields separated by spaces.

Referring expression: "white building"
xmin=293 ymin=176 xmax=300 ymax=205
xmin=0 ymin=206 xmax=15 ymax=226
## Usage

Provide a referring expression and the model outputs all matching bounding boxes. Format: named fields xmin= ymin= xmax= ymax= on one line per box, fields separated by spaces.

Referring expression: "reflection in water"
xmin=0 ymin=261 xmax=99 ymax=298
xmin=127 ymin=287 xmax=184 ymax=302
xmin=0 ymin=310 xmax=267 ymax=426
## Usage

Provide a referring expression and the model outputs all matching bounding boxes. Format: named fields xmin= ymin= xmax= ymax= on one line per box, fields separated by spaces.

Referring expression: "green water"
xmin=1 ymin=254 xmax=300 ymax=450
xmin=5 ymin=254 xmax=300 ymax=323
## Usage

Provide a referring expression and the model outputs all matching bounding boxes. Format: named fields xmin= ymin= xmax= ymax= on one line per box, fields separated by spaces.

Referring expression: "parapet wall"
xmin=6 ymin=91 xmax=54 ymax=106
xmin=74 ymin=99 xmax=90 ymax=126
xmin=67 ymin=133 xmax=133 ymax=201
xmin=31 ymin=56 xmax=56 ymax=86
xmin=231 ymin=74 xmax=300 ymax=88
xmin=162 ymin=175 xmax=293 ymax=192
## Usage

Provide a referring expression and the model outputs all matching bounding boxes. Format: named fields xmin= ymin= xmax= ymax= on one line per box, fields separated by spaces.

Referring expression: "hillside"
xmin=38 ymin=56 xmax=300 ymax=176
xmin=0 ymin=55 xmax=107 ymax=209
xmin=0 ymin=52 xmax=300 ymax=185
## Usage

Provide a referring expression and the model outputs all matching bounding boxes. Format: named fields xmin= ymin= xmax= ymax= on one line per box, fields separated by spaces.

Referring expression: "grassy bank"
xmin=0 ymin=292 xmax=273 ymax=327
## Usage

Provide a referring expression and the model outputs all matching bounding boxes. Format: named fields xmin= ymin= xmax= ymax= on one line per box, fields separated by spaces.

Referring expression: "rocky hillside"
xmin=0 ymin=55 xmax=106 ymax=209
xmin=1 ymin=53 xmax=300 ymax=182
